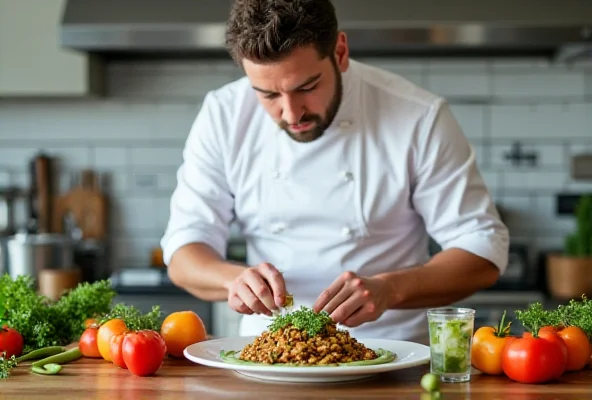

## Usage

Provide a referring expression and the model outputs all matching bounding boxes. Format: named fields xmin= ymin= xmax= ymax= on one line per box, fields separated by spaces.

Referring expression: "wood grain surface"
xmin=3 ymin=355 xmax=592 ymax=400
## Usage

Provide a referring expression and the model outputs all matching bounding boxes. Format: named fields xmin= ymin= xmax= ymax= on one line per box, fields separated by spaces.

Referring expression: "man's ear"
xmin=334 ymin=31 xmax=350 ymax=72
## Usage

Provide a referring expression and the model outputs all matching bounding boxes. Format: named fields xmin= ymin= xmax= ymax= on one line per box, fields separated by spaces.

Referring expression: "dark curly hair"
xmin=225 ymin=0 xmax=339 ymax=65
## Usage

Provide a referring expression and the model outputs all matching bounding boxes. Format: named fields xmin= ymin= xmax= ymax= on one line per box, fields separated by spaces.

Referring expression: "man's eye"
xmin=264 ymin=93 xmax=279 ymax=100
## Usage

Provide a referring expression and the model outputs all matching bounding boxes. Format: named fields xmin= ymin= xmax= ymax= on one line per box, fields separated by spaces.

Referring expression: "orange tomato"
xmin=160 ymin=311 xmax=207 ymax=358
xmin=97 ymin=319 xmax=127 ymax=361
xmin=471 ymin=311 xmax=513 ymax=375
xmin=541 ymin=326 xmax=591 ymax=371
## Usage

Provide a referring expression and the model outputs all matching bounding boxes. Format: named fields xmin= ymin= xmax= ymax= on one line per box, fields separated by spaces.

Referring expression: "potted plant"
xmin=546 ymin=195 xmax=592 ymax=299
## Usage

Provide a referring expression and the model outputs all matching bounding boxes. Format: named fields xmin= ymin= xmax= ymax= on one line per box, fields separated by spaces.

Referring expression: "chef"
xmin=161 ymin=0 xmax=509 ymax=345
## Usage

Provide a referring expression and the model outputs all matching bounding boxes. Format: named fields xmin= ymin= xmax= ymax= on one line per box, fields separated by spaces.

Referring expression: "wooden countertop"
xmin=3 ymin=355 xmax=592 ymax=400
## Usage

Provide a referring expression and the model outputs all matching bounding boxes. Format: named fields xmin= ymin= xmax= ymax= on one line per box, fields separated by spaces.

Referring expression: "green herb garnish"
xmin=0 ymin=353 xmax=18 ymax=379
xmin=267 ymin=306 xmax=333 ymax=336
xmin=99 ymin=303 xmax=162 ymax=331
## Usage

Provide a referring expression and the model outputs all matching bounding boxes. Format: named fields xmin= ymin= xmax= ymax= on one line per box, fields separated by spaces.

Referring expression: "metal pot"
xmin=5 ymin=233 xmax=75 ymax=282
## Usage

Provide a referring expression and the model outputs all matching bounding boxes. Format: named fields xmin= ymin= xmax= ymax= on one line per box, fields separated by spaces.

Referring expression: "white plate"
xmin=183 ymin=336 xmax=430 ymax=383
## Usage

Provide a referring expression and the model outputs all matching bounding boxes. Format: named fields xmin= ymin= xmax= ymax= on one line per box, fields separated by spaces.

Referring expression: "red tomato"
xmin=79 ymin=327 xmax=102 ymax=358
xmin=0 ymin=325 xmax=24 ymax=358
xmin=502 ymin=330 xmax=567 ymax=384
xmin=122 ymin=330 xmax=167 ymax=377
xmin=110 ymin=332 xmax=128 ymax=369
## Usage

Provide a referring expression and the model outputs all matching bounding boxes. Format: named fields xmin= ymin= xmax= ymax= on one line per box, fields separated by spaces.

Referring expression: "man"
xmin=161 ymin=0 xmax=509 ymax=345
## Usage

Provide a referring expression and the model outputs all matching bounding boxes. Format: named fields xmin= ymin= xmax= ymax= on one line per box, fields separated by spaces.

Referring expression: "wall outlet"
xmin=571 ymin=153 xmax=592 ymax=180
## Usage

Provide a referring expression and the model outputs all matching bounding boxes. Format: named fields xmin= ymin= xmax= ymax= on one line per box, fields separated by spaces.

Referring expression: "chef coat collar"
xmin=327 ymin=59 xmax=359 ymax=131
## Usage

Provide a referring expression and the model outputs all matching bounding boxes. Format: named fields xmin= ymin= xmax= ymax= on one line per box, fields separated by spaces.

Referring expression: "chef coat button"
xmin=341 ymin=226 xmax=353 ymax=237
xmin=339 ymin=120 xmax=353 ymax=129
xmin=340 ymin=171 xmax=354 ymax=182
xmin=272 ymin=171 xmax=282 ymax=179
xmin=271 ymin=222 xmax=286 ymax=234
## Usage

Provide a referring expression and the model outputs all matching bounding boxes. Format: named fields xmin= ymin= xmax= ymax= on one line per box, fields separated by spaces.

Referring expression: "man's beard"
xmin=279 ymin=58 xmax=343 ymax=143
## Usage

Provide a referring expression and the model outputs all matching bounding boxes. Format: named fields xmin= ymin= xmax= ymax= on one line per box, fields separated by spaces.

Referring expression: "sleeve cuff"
xmin=440 ymin=231 xmax=510 ymax=275
xmin=161 ymin=225 xmax=228 ymax=266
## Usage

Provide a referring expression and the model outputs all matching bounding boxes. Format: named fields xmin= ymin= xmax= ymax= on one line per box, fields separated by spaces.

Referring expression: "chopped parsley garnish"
xmin=267 ymin=306 xmax=333 ymax=336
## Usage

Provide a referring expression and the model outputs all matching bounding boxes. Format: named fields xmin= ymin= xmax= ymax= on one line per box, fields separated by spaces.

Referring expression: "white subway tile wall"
xmin=0 ymin=57 xmax=591 ymax=267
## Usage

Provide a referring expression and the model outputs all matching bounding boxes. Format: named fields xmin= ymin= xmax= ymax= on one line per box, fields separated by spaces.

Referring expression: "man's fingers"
xmin=318 ymin=285 xmax=352 ymax=316
xmin=330 ymin=288 xmax=370 ymax=324
xmin=243 ymin=269 xmax=277 ymax=313
xmin=313 ymin=272 xmax=352 ymax=312
xmin=342 ymin=299 xmax=378 ymax=327
xmin=228 ymin=294 xmax=254 ymax=315
xmin=257 ymin=263 xmax=287 ymax=308
xmin=235 ymin=283 xmax=271 ymax=315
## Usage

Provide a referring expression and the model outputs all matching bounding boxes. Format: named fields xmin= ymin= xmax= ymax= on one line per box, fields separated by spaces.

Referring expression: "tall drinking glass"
xmin=427 ymin=307 xmax=475 ymax=383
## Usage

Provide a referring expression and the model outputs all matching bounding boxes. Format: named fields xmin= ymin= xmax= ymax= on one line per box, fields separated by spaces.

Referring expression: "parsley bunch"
xmin=268 ymin=306 xmax=333 ymax=336
xmin=0 ymin=274 xmax=115 ymax=353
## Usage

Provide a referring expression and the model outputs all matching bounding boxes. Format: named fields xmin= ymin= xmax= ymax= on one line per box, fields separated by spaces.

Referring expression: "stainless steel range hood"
xmin=60 ymin=0 xmax=592 ymax=61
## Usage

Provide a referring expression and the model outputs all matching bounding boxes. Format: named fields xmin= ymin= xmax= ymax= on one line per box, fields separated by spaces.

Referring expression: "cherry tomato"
xmin=540 ymin=325 xmax=591 ymax=371
xmin=471 ymin=311 xmax=514 ymax=375
xmin=122 ymin=330 xmax=167 ymax=377
xmin=79 ymin=327 xmax=102 ymax=358
xmin=502 ymin=330 xmax=567 ymax=384
xmin=0 ymin=325 xmax=24 ymax=358
xmin=110 ymin=332 xmax=128 ymax=369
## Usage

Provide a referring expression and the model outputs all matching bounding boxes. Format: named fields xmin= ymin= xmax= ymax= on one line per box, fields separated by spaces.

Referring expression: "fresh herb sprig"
xmin=514 ymin=296 xmax=592 ymax=338
xmin=99 ymin=304 xmax=162 ymax=331
xmin=0 ymin=353 xmax=18 ymax=380
xmin=514 ymin=302 xmax=560 ymax=335
xmin=268 ymin=306 xmax=333 ymax=336
xmin=556 ymin=296 xmax=592 ymax=338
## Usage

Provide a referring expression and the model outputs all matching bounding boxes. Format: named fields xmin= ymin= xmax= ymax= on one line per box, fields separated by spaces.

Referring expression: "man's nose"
xmin=281 ymin=96 xmax=304 ymax=124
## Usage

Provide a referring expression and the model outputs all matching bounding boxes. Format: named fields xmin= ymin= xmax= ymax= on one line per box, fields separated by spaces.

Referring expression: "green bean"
xmin=16 ymin=346 xmax=66 ymax=363
xmin=31 ymin=364 xmax=62 ymax=375
xmin=32 ymin=347 xmax=82 ymax=368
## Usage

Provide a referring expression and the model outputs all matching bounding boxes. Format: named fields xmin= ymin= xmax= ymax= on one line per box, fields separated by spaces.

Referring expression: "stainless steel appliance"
xmin=3 ymin=233 xmax=75 ymax=283
xmin=0 ymin=185 xmax=20 ymax=276
xmin=59 ymin=0 xmax=592 ymax=62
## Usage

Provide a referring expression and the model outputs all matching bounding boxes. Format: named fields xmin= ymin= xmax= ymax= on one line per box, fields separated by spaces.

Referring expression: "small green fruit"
xmin=421 ymin=373 xmax=441 ymax=392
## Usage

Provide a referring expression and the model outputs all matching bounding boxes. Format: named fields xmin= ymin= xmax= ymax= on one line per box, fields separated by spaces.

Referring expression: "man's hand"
xmin=226 ymin=263 xmax=288 ymax=316
xmin=312 ymin=271 xmax=391 ymax=327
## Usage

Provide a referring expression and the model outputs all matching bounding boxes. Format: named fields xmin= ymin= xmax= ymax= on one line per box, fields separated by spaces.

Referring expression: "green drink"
xmin=427 ymin=307 xmax=475 ymax=383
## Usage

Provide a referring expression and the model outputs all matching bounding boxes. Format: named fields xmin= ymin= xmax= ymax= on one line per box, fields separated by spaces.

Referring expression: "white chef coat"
xmin=160 ymin=59 xmax=509 ymax=345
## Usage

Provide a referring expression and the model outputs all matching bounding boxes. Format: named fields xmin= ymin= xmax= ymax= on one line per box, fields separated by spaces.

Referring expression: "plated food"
xmin=219 ymin=306 xmax=396 ymax=367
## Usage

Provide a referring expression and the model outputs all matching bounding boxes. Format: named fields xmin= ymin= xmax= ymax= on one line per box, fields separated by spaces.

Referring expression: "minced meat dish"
xmin=239 ymin=319 xmax=378 ymax=365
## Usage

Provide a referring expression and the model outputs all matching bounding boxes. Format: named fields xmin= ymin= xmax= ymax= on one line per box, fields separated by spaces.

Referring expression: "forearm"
xmin=376 ymin=248 xmax=500 ymax=309
xmin=167 ymin=242 xmax=246 ymax=302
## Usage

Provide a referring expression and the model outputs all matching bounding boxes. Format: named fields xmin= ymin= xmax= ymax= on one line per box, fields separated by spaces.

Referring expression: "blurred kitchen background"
xmin=0 ymin=0 xmax=591 ymax=337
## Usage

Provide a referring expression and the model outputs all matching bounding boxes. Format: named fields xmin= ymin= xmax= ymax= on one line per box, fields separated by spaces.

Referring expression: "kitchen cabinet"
xmin=0 ymin=0 xmax=103 ymax=97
